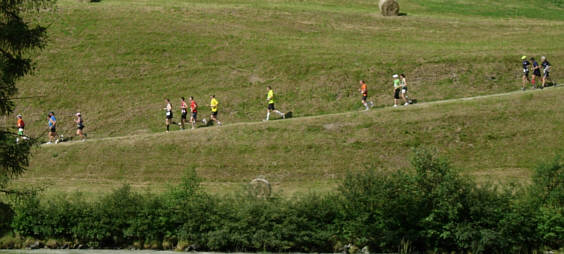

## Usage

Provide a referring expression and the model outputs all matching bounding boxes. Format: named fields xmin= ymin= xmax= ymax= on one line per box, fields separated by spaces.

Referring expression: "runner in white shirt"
xmin=164 ymin=98 xmax=173 ymax=132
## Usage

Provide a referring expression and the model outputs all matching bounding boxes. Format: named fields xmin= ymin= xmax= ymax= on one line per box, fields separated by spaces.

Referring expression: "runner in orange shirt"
xmin=189 ymin=96 xmax=198 ymax=130
xmin=16 ymin=114 xmax=25 ymax=143
xmin=359 ymin=80 xmax=373 ymax=111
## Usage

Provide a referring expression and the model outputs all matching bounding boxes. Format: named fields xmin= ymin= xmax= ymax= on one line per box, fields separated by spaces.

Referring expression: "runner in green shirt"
xmin=393 ymin=74 xmax=401 ymax=107
xmin=264 ymin=86 xmax=285 ymax=121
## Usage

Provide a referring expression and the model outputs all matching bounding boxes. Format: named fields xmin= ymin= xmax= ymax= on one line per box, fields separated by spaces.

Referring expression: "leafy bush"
xmin=6 ymin=150 xmax=563 ymax=252
xmin=528 ymin=156 xmax=564 ymax=249
xmin=0 ymin=202 xmax=13 ymax=235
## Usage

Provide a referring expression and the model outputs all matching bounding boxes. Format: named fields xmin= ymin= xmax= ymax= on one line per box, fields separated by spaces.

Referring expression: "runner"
xmin=75 ymin=112 xmax=86 ymax=141
xmin=531 ymin=57 xmax=541 ymax=89
xmin=208 ymin=95 xmax=222 ymax=126
xmin=189 ymin=96 xmax=198 ymax=130
xmin=16 ymin=114 xmax=25 ymax=143
xmin=180 ymin=97 xmax=188 ymax=130
xmin=393 ymin=74 xmax=401 ymax=107
xmin=164 ymin=98 xmax=173 ymax=132
xmin=358 ymin=80 xmax=373 ymax=111
xmin=264 ymin=86 xmax=285 ymax=121
xmin=521 ymin=56 xmax=530 ymax=90
xmin=47 ymin=112 xmax=59 ymax=144
xmin=400 ymin=74 xmax=409 ymax=106
xmin=541 ymin=56 xmax=552 ymax=88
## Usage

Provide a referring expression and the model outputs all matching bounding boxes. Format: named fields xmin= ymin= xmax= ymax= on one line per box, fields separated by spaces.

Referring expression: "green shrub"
xmin=0 ymin=202 xmax=13 ymax=235
xmin=528 ymin=156 xmax=564 ymax=249
xmin=7 ymin=151 xmax=563 ymax=252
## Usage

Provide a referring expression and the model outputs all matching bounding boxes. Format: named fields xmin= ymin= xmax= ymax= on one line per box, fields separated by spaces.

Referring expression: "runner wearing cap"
xmin=393 ymin=74 xmax=401 ymax=107
xmin=521 ymin=56 xmax=530 ymax=90
xmin=75 ymin=112 xmax=86 ymax=141
xmin=16 ymin=114 xmax=25 ymax=143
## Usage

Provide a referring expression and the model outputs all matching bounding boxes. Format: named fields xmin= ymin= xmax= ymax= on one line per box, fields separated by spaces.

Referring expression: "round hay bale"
xmin=379 ymin=0 xmax=400 ymax=16
xmin=249 ymin=177 xmax=271 ymax=199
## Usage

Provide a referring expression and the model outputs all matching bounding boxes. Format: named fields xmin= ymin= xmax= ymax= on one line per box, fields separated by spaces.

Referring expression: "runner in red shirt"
xmin=189 ymin=96 xmax=198 ymax=130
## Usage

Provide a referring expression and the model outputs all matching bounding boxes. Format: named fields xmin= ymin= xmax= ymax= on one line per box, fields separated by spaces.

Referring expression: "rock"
xmin=162 ymin=240 xmax=172 ymax=250
xmin=379 ymin=0 xmax=400 ymax=16
xmin=343 ymin=243 xmax=352 ymax=254
xmin=175 ymin=240 xmax=189 ymax=251
xmin=45 ymin=239 xmax=59 ymax=249
xmin=61 ymin=243 xmax=69 ymax=249
xmin=29 ymin=241 xmax=43 ymax=249
xmin=348 ymin=244 xmax=359 ymax=254
xmin=149 ymin=240 xmax=161 ymax=250
xmin=143 ymin=242 xmax=151 ymax=249
xmin=186 ymin=243 xmax=199 ymax=251
xmin=132 ymin=241 xmax=142 ymax=249
xmin=361 ymin=246 xmax=369 ymax=254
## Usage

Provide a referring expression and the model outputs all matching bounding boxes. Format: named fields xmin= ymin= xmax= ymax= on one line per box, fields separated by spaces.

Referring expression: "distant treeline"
xmin=1 ymin=149 xmax=562 ymax=253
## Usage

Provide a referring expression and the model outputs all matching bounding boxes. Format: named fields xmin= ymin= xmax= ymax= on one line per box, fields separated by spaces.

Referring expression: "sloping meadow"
xmin=14 ymin=0 xmax=564 ymax=138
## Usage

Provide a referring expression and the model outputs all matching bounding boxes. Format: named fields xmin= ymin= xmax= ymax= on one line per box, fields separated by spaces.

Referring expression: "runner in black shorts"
xmin=180 ymin=97 xmax=188 ymax=130
xmin=164 ymin=98 xmax=173 ymax=132
xmin=521 ymin=56 xmax=530 ymax=90
xmin=393 ymin=74 xmax=401 ymax=107
xmin=189 ymin=96 xmax=198 ymax=129
xmin=75 ymin=112 xmax=86 ymax=141
xmin=531 ymin=57 xmax=541 ymax=89
xmin=208 ymin=95 xmax=222 ymax=126
xmin=394 ymin=88 xmax=401 ymax=99
xmin=264 ymin=86 xmax=285 ymax=121
xmin=47 ymin=112 xmax=59 ymax=144
xmin=541 ymin=56 xmax=552 ymax=88
xmin=359 ymin=80 xmax=372 ymax=111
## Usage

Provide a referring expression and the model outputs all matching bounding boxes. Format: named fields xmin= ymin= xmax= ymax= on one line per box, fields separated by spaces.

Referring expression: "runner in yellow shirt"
xmin=207 ymin=95 xmax=222 ymax=126
xmin=264 ymin=86 xmax=285 ymax=121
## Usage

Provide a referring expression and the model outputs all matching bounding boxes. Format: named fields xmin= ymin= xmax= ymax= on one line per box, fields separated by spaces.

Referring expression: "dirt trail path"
xmin=45 ymin=86 xmax=561 ymax=147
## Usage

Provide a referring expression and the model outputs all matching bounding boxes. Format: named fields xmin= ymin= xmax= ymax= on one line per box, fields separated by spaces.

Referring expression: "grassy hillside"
xmin=12 ymin=87 xmax=564 ymax=195
xmin=10 ymin=0 xmax=564 ymax=139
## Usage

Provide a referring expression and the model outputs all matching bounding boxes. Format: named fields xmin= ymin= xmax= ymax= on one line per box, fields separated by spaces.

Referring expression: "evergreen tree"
xmin=0 ymin=0 xmax=53 ymax=192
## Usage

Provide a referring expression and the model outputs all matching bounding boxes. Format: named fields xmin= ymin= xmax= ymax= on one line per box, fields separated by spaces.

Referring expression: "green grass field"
xmin=11 ymin=0 xmax=563 ymax=138
xmin=13 ymin=87 xmax=564 ymax=195
xmin=6 ymin=0 xmax=564 ymax=195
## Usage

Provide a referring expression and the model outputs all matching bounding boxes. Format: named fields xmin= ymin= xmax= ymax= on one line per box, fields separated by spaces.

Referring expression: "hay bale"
xmin=379 ymin=0 xmax=400 ymax=16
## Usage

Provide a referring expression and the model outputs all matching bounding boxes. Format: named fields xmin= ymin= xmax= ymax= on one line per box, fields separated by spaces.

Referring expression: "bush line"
xmin=1 ymin=149 xmax=562 ymax=253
